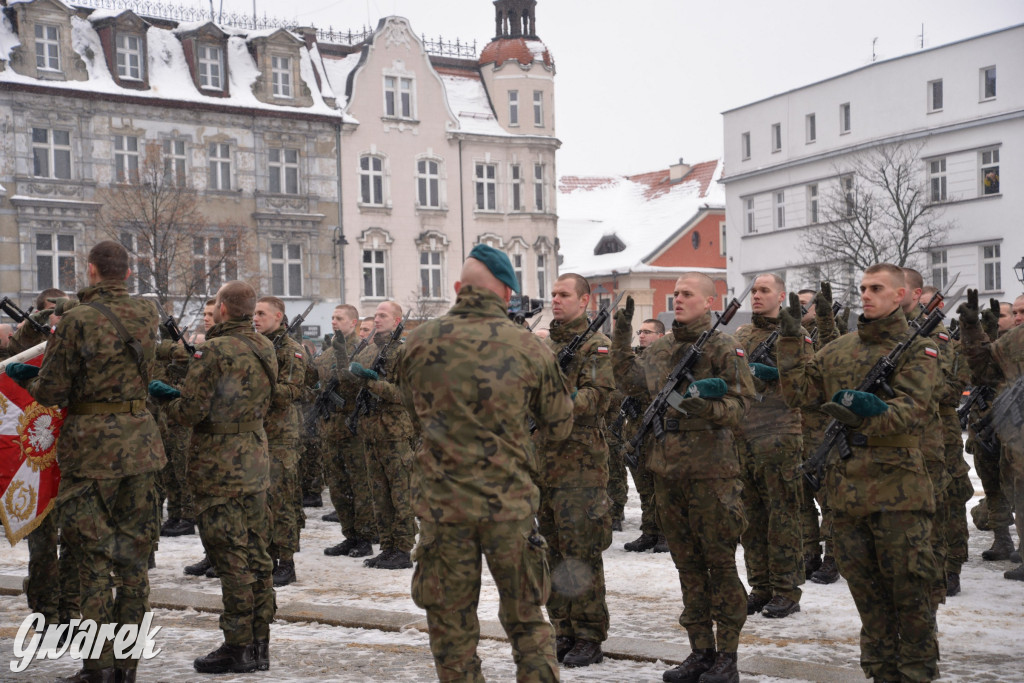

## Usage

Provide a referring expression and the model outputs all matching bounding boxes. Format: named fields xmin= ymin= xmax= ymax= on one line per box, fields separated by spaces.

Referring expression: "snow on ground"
xmin=0 ymin=449 xmax=1020 ymax=681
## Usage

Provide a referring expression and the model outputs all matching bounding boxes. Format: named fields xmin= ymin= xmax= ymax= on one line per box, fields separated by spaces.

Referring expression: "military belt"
xmin=848 ymin=432 xmax=919 ymax=448
xmin=69 ymin=400 xmax=148 ymax=415
xmin=663 ymin=418 xmax=713 ymax=432
xmin=194 ymin=420 xmax=263 ymax=434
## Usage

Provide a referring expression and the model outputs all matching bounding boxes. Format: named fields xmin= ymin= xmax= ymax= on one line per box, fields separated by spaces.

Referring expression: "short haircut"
xmin=642 ymin=318 xmax=665 ymax=334
xmin=864 ymin=263 xmax=906 ymax=289
xmin=335 ymin=304 xmax=359 ymax=320
xmin=902 ymin=267 xmax=924 ymax=291
xmin=205 ymin=299 xmax=217 ymax=308
xmin=88 ymin=240 xmax=129 ymax=279
xmin=362 ymin=316 xmax=374 ymax=323
xmin=755 ymin=272 xmax=786 ymax=290
xmin=921 ymin=285 xmax=939 ymax=297
xmin=36 ymin=288 xmax=65 ymax=310
xmin=257 ymin=296 xmax=286 ymax=315
xmin=678 ymin=272 xmax=716 ymax=298
xmin=556 ymin=273 xmax=590 ymax=297
xmin=798 ymin=288 xmax=816 ymax=296
xmin=383 ymin=301 xmax=403 ymax=318
xmin=217 ymin=281 xmax=257 ymax=319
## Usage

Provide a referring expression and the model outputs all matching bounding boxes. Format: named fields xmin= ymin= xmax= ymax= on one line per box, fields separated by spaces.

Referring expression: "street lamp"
xmin=1014 ymin=257 xmax=1024 ymax=287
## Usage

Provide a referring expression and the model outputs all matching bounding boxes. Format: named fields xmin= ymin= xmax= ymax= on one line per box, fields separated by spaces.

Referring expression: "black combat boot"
xmin=183 ymin=555 xmax=212 ymax=577
xmin=115 ymin=667 xmax=137 ymax=682
xmin=193 ymin=642 xmax=258 ymax=674
xmin=364 ymin=549 xmax=388 ymax=568
xmin=162 ymin=518 xmax=195 ymax=537
xmin=253 ymin=639 xmax=269 ymax=671
xmin=698 ymin=651 xmax=738 ymax=683
xmin=54 ymin=668 xmax=117 ymax=683
xmin=321 ymin=510 xmax=340 ymax=522
xmin=555 ymin=636 xmax=575 ymax=663
xmin=810 ymin=555 xmax=839 ymax=584
xmin=653 ymin=535 xmax=670 ymax=553
xmin=376 ymin=549 xmax=413 ymax=570
xmin=205 ymin=563 xmax=219 ymax=579
xmin=1005 ymin=564 xmax=1024 ymax=581
xmin=982 ymin=526 xmax=1014 ymax=561
xmin=348 ymin=539 xmax=373 ymax=557
xmin=1010 ymin=540 xmax=1022 ymax=564
xmin=746 ymin=592 xmax=770 ymax=615
xmin=302 ymin=493 xmax=323 ymax=507
xmin=160 ymin=517 xmax=181 ymax=536
xmin=611 ymin=518 xmax=623 ymax=532
xmin=624 ymin=533 xmax=659 ymax=552
xmin=562 ymin=639 xmax=603 ymax=667
xmin=762 ymin=595 xmax=800 ymax=618
xmin=946 ymin=572 xmax=961 ymax=596
xmin=325 ymin=539 xmax=359 ymax=556
xmin=663 ymin=646 xmax=716 ymax=683
xmin=804 ymin=553 xmax=823 ymax=579
xmin=273 ymin=559 xmax=297 ymax=586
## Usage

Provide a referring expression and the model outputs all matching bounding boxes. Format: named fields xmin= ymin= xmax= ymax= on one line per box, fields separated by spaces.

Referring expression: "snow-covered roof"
xmin=437 ymin=71 xmax=508 ymax=136
xmin=319 ymin=51 xmax=362 ymax=111
xmin=558 ymin=160 xmax=725 ymax=278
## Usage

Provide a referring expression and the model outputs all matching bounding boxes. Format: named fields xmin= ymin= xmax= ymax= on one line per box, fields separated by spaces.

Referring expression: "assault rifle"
xmin=800 ymin=286 xmax=952 ymax=490
xmin=0 ymin=297 xmax=49 ymax=336
xmin=275 ymin=302 xmax=315 ymax=350
xmin=608 ymin=395 xmax=642 ymax=441
xmin=957 ymin=384 xmax=995 ymax=431
xmin=163 ymin=315 xmax=196 ymax=356
xmin=556 ymin=291 xmax=626 ymax=374
xmin=623 ymin=281 xmax=754 ymax=469
xmin=306 ymin=335 xmax=372 ymax=433
xmin=973 ymin=375 xmax=1024 ymax=455
xmin=346 ymin=322 xmax=404 ymax=435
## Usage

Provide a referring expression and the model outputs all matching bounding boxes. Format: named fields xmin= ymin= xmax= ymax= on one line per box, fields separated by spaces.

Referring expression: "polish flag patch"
xmin=294 ymin=352 xmax=304 ymax=359
xmin=735 ymin=348 xmax=745 ymax=357
xmin=597 ymin=346 xmax=609 ymax=354
xmin=805 ymin=336 xmax=814 ymax=344
xmin=938 ymin=332 xmax=949 ymax=343
xmin=193 ymin=351 xmax=203 ymax=359
xmin=924 ymin=347 xmax=938 ymax=358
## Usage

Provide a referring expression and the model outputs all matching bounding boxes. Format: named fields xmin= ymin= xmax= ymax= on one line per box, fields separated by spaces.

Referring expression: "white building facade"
xmin=721 ymin=23 xmax=1024 ymax=303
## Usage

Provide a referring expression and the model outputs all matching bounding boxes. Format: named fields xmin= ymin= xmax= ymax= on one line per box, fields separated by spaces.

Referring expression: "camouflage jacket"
xmin=397 ymin=286 xmax=574 ymax=523
xmin=961 ymin=320 xmax=1024 ymax=385
xmin=734 ymin=315 xmax=803 ymax=438
xmin=22 ymin=280 xmax=166 ymax=479
xmin=904 ymin=307 xmax=951 ymax=487
xmin=540 ymin=311 xmax=614 ymax=488
xmin=164 ymin=318 xmax=277 ymax=497
xmin=0 ymin=313 xmax=52 ymax=360
xmin=262 ymin=327 xmax=307 ymax=447
xmin=311 ymin=330 xmax=366 ymax=437
xmin=777 ymin=308 xmax=939 ymax=516
xmin=612 ymin=312 xmax=754 ymax=480
xmin=351 ymin=328 xmax=414 ymax=441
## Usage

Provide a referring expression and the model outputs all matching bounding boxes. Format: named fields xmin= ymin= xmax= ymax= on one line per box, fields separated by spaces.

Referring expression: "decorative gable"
xmin=90 ymin=9 xmax=152 ymax=90
xmin=4 ymin=0 xmax=88 ymax=82
xmin=176 ymin=22 xmax=230 ymax=98
xmin=248 ymin=29 xmax=312 ymax=107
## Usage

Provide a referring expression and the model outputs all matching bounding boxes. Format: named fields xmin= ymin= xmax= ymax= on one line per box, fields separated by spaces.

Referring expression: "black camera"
xmin=508 ymin=294 xmax=543 ymax=324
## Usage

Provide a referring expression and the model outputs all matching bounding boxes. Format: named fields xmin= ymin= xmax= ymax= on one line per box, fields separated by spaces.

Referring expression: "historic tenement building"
xmin=0 ymin=0 xmax=560 ymax=331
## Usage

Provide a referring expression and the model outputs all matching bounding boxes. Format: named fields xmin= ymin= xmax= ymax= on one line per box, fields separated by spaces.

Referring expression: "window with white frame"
xmin=198 ymin=45 xmax=223 ymax=90
xmin=36 ymin=233 xmax=76 ymax=291
xmin=508 ymin=90 xmax=519 ymax=126
xmin=771 ymin=123 xmax=781 ymax=152
xmin=116 ymin=33 xmax=143 ymax=80
xmin=774 ymin=191 xmax=785 ymax=229
xmin=512 ymin=253 xmax=524 ymax=291
xmin=359 ymin=155 xmax=385 ymax=206
xmin=208 ymin=142 xmax=231 ymax=190
xmin=533 ymin=90 xmax=543 ymax=127
xmin=719 ymin=221 xmax=726 ymax=257
xmin=384 ymin=75 xmax=413 ymax=118
xmin=930 ymin=249 xmax=948 ymax=289
xmin=362 ymin=249 xmax=387 ymax=298
xmin=163 ymin=139 xmax=186 ymax=185
xmin=980 ymin=66 xmax=996 ymax=100
xmin=666 ymin=294 xmax=674 ymax=313
xmin=32 ymin=128 xmax=71 ymax=179
xmin=194 ymin=236 xmax=238 ymax=295
xmin=114 ymin=135 xmax=139 ymax=183
xmin=928 ymin=158 xmax=947 ymax=202
xmin=536 ymin=252 xmax=548 ymax=300
xmin=35 ymin=24 xmax=60 ymax=71
xmin=839 ymin=102 xmax=851 ymax=134
xmin=272 ymin=55 xmax=292 ymax=98
xmin=510 ymin=164 xmax=523 ymax=211
xmin=807 ymin=184 xmax=819 ymax=224
xmin=475 ymin=162 xmax=497 ymax=211
xmin=841 ymin=175 xmax=855 ymax=216
xmin=419 ymin=251 xmax=443 ymax=299
xmin=981 ymin=244 xmax=1001 ymax=292
xmin=805 ymin=114 xmax=816 ymax=143
xmin=416 ymin=159 xmax=440 ymax=208
xmin=741 ymin=132 xmax=751 ymax=160
xmin=269 ymin=148 xmax=299 ymax=194
xmin=119 ymin=231 xmax=154 ymax=294
xmin=534 ymin=163 xmax=545 ymax=212
xmin=744 ymin=197 xmax=755 ymax=234
xmin=981 ymin=148 xmax=999 ymax=196
xmin=270 ymin=242 xmax=301 ymax=296
xmin=928 ymin=79 xmax=943 ymax=112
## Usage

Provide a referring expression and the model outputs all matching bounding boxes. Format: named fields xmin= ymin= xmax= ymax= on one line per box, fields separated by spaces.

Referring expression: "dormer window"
xmin=272 ymin=56 xmax=292 ymax=98
xmin=594 ymin=234 xmax=626 ymax=255
xmin=35 ymin=24 xmax=60 ymax=71
xmin=198 ymin=45 xmax=224 ymax=90
xmin=116 ymin=33 xmax=144 ymax=80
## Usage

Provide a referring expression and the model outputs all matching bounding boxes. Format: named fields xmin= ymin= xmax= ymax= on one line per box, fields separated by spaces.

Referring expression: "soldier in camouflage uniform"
xmin=612 ymin=273 xmax=754 ymax=683
xmin=254 ymin=297 xmax=308 ymax=587
xmin=604 ymin=384 xmax=629 ymax=531
xmin=397 ymin=246 xmax=573 ymax=683
xmin=735 ymin=273 xmax=805 ymax=619
xmin=349 ymin=301 xmax=416 ymax=570
xmin=537 ymin=273 xmax=615 ymax=668
xmin=154 ymin=325 xmax=195 ymax=538
xmin=11 ymin=242 xmax=166 ymax=683
xmin=777 ymin=263 xmax=941 ymax=683
xmin=958 ymin=289 xmax=1024 ymax=581
xmin=159 ymin=280 xmax=278 ymax=674
xmin=318 ymin=305 xmax=376 ymax=558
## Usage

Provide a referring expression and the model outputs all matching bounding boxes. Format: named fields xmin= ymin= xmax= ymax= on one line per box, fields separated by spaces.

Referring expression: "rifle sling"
xmin=86 ymin=301 xmax=148 ymax=385
xmin=231 ymin=334 xmax=277 ymax=399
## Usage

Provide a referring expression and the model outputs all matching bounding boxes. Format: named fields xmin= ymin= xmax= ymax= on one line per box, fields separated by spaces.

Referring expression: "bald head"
xmin=457 ymin=257 xmax=512 ymax=301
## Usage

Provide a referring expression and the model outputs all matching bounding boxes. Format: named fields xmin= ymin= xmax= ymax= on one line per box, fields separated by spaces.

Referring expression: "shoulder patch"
xmin=924 ymin=347 xmax=938 ymax=358
xmin=805 ymin=336 xmax=814 ymax=345
xmin=193 ymin=351 xmax=203 ymax=359
xmin=735 ymin=348 xmax=745 ymax=357
xmin=938 ymin=332 xmax=949 ymax=343
xmin=294 ymin=352 xmax=304 ymax=359
xmin=596 ymin=346 xmax=609 ymax=354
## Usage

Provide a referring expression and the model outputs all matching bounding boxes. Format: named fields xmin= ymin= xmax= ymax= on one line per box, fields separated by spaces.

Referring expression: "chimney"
xmin=669 ymin=158 xmax=691 ymax=182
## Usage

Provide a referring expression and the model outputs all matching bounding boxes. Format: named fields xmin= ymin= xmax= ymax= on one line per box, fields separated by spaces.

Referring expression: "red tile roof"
xmin=626 ymin=160 xmax=719 ymax=200
xmin=479 ymin=38 xmax=553 ymax=68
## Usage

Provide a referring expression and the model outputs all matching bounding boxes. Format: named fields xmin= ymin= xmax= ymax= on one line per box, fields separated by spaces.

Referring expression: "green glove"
xmin=331 ymin=332 xmax=348 ymax=359
xmin=831 ymin=389 xmax=888 ymax=417
xmin=819 ymin=402 xmax=863 ymax=428
xmin=47 ymin=297 xmax=78 ymax=316
xmin=750 ymin=362 xmax=779 ymax=382
xmin=349 ymin=362 xmax=379 ymax=381
xmin=148 ymin=380 xmax=181 ymax=401
xmin=5 ymin=362 xmax=39 ymax=381
xmin=676 ymin=396 xmax=710 ymax=416
xmin=29 ymin=309 xmax=51 ymax=326
xmin=957 ymin=289 xmax=979 ymax=326
xmin=571 ymin=388 xmax=578 ymax=402
xmin=814 ymin=281 xmax=832 ymax=313
xmin=683 ymin=378 xmax=727 ymax=399
xmin=614 ymin=295 xmax=635 ymax=329
xmin=980 ymin=297 xmax=1001 ymax=339
xmin=778 ymin=292 xmax=803 ymax=337
xmin=836 ymin=306 xmax=850 ymax=335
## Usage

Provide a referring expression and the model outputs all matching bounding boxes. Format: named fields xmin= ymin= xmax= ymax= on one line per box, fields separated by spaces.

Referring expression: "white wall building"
xmin=721 ymin=23 xmax=1024 ymax=304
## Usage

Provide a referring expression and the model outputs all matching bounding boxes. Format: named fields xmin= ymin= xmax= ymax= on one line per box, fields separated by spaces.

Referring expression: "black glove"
xmin=836 ymin=306 xmax=850 ymax=335
xmin=980 ymin=297 xmax=1001 ymax=339
xmin=331 ymin=331 xmax=348 ymax=360
xmin=614 ymin=295 xmax=635 ymax=329
xmin=778 ymin=292 xmax=802 ymax=337
xmin=957 ymin=289 xmax=979 ymax=326
xmin=814 ymin=281 xmax=832 ymax=313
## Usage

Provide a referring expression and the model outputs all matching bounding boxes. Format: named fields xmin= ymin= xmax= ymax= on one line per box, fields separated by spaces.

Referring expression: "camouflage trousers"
xmin=942 ymin=471 xmax=973 ymax=574
xmin=411 ymin=518 xmax=557 ymax=683
xmin=299 ymin=428 xmax=325 ymax=498
xmin=653 ymin=475 xmax=747 ymax=653
xmin=833 ymin=511 xmax=940 ymax=683
xmin=628 ymin=459 xmax=660 ymax=536
xmin=25 ymin=510 xmax=81 ymax=624
xmin=740 ymin=434 xmax=804 ymax=602
xmin=158 ymin=420 xmax=194 ymax=521
xmin=924 ymin=456 xmax=951 ymax=609
xmin=538 ymin=486 xmax=612 ymax=643
xmin=971 ymin=439 xmax=1013 ymax=529
xmin=606 ymin=438 xmax=628 ymax=524
xmin=801 ymin=425 xmax=833 ymax=557
xmin=325 ymin=427 xmax=375 ymax=541
xmin=57 ymin=472 xmax=159 ymax=671
xmin=268 ymin=441 xmax=301 ymax=561
xmin=365 ymin=437 xmax=416 ymax=552
xmin=195 ymin=491 xmax=276 ymax=645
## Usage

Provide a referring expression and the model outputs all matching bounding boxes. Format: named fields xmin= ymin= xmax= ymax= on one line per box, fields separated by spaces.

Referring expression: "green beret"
xmin=468 ymin=244 xmax=520 ymax=293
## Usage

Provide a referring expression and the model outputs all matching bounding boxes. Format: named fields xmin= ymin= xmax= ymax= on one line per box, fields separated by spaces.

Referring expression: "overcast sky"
xmin=214 ymin=0 xmax=1024 ymax=177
